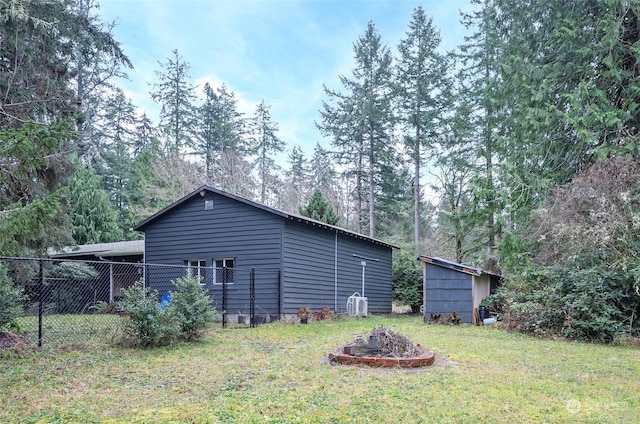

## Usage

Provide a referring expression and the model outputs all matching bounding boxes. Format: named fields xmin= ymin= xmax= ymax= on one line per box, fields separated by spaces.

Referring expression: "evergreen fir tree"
xmin=150 ymin=49 xmax=197 ymax=153
xmin=299 ymin=190 xmax=340 ymax=226
xmin=248 ymin=99 xmax=285 ymax=204
xmin=395 ymin=5 xmax=449 ymax=252
xmin=319 ymin=21 xmax=397 ymax=238
xmin=67 ymin=165 xmax=123 ymax=245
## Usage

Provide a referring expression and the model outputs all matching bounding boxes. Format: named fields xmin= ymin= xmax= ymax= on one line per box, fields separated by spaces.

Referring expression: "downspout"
xmin=334 ymin=230 xmax=338 ymax=312
xmin=142 ymin=235 xmax=146 ymax=290
xmin=98 ymin=256 xmax=114 ymax=303
xmin=423 ymin=260 xmax=427 ymax=323
xmin=109 ymin=262 xmax=113 ymax=303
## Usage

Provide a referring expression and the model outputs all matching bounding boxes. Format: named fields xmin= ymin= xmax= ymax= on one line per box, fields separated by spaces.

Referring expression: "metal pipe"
xmin=109 ymin=263 xmax=114 ymax=303
xmin=361 ymin=261 xmax=366 ymax=297
xmin=250 ymin=267 xmax=255 ymax=328
xmin=352 ymin=254 xmax=379 ymax=262
xmin=334 ymin=231 xmax=338 ymax=312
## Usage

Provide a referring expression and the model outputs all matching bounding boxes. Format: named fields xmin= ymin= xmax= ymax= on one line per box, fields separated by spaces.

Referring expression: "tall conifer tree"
xmin=0 ymin=0 xmax=129 ymax=254
xmin=395 ymin=5 xmax=449 ymax=252
xmin=249 ymin=99 xmax=284 ymax=204
xmin=150 ymin=49 xmax=197 ymax=153
xmin=196 ymin=82 xmax=245 ymax=180
xmin=453 ymin=0 xmax=504 ymax=266
xmin=283 ymin=145 xmax=309 ymax=212
xmin=319 ymin=21 xmax=396 ymax=238
xmin=100 ymin=88 xmax=137 ymax=233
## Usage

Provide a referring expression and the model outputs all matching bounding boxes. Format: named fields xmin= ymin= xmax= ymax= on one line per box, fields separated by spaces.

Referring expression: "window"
xmin=186 ymin=260 xmax=207 ymax=285
xmin=214 ymin=258 xmax=235 ymax=285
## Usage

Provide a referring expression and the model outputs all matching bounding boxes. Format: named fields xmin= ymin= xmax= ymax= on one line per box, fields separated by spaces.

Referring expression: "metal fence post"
xmin=250 ymin=267 xmax=255 ymax=328
xmin=109 ymin=262 xmax=114 ymax=303
xmin=278 ymin=269 xmax=281 ymax=319
xmin=38 ymin=258 xmax=43 ymax=348
xmin=222 ymin=266 xmax=227 ymax=328
xmin=143 ymin=263 xmax=147 ymax=290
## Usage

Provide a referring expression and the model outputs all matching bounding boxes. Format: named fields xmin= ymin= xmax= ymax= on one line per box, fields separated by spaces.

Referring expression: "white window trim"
xmin=213 ymin=258 xmax=235 ymax=285
xmin=186 ymin=260 xmax=207 ymax=286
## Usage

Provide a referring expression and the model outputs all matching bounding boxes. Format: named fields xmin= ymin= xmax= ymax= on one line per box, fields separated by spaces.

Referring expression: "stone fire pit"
xmin=328 ymin=327 xmax=435 ymax=368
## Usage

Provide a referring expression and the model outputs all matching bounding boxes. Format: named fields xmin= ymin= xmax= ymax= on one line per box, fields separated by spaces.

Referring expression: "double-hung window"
xmin=186 ymin=260 xmax=207 ymax=285
xmin=214 ymin=258 xmax=235 ymax=285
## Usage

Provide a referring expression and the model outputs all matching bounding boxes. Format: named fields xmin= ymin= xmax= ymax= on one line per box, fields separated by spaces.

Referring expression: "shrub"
xmin=169 ymin=275 xmax=215 ymax=341
xmin=498 ymin=158 xmax=640 ymax=343
xmin=115 ymin=281 xmax=178 ymax=348
xmin=499 ymin=252 xmax=640 ymax=342
xmin=392 ymin=251 xmax=423 ymax=313
xmin=46 ymin=261 xmax=101 ymax=313
xmin=556 ymin=264 xmax=631 ymax=342
xmin=0 ymin=264 xmax=24 ymax=330
xmin=115 ymin=276 xmax=217 ymax=348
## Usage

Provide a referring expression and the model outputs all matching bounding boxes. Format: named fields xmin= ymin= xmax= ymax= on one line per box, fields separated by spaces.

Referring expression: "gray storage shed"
xmin=133 ymin=186 xmax=395 ymax=318
xmin=418 ymin=256 xmax=501 ymax=324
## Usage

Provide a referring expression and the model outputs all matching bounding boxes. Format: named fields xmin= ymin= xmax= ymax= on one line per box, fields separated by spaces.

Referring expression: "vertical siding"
xmin=142 ymin=192 xmax=282 ymax=314
xmin=473 ymin=275 xmax=491 ymax=313
xmin=282 ymin=222 xmax=393 ymax=314
xmin=423 ymin=264 xmax=473 ymax=323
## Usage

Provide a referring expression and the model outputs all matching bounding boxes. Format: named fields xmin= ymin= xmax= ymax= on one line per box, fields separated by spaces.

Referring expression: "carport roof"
xmin=49 ymin=240 xmax=144 ymax=259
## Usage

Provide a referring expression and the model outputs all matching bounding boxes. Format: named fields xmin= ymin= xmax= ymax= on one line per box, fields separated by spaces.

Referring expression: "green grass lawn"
xmin=1 ymin=315 xmax=638 ymax=423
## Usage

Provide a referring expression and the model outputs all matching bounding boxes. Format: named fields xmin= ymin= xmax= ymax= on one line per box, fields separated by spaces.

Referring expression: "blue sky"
xmin=100 ymin=0 xmax=474 ymax=162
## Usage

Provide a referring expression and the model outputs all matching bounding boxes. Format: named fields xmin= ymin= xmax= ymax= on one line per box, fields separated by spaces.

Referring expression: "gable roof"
xmin=417 ymin=256 xmax=500 ymax=277
xmin=133 ymin=185 xmax=398 ymax=249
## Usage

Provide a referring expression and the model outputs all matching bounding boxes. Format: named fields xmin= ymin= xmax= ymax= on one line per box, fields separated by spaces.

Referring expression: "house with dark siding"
xmin=133 ymin=186 xmax=396 ymax=320
xmin=418 ymin=256 xmax=501 ymax=324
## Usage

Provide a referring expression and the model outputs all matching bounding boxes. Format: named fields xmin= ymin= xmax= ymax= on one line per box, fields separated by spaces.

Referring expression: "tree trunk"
xmin=484 ymin=60 xmax=496 ymax=261
xmin=356 ymin=148 xmax=363 ymax=235
xmin=368 ymin=133 xmax=375 ymax=239
xmin=414 ymin=125 xmax=421 ymax=252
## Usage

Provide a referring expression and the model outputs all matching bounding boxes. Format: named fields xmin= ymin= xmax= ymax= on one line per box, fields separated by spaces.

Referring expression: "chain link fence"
xmin=1 ymin=257 xmax=281 ymax=349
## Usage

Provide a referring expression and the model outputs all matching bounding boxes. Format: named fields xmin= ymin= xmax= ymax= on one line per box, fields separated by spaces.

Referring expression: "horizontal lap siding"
xmin=424 ymin=264 xmax=473 ymax=323
xmin=282 ymin=222 xmax=392 ymax=314
xmin=336 ymin=236 xmax=392 ymax=314
xmin=143 ymin=193 xmax=282 ymax=312
xmin=206 ymin=269 xmax=280 ymax=316
xmin=282 ymin=221 xmax=336 ymax=313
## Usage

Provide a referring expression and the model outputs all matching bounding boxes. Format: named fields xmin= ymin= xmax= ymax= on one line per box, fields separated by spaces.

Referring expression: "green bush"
xmin=0 ymin=264 xmax=24 ymax=330
xmin=498 ymin=252 xmax=640 ymax=342
xmin=169 ymin=275 xmax=215 ymax=341
xmin=115 ymin=276 xmax=217 ymax=348
xmin=392 ymin=251 xmax=423 ymax=313
xmin=46 ymin=261 xmax=101 ymax=313
xmin=497 ymin=158 xmax=640 ymax=343
xmin=115 ymin=281 xmax=179 ymax=348
xmin=556 ymin=265 xmax=631 ymax=342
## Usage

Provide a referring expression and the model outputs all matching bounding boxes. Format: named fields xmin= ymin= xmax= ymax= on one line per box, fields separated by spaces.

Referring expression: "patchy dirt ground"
xmin=0 ymin=330 xmax=28 ymax=354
